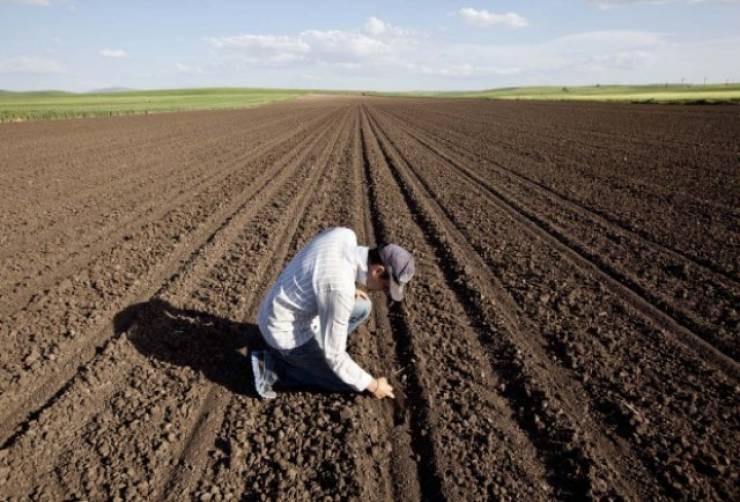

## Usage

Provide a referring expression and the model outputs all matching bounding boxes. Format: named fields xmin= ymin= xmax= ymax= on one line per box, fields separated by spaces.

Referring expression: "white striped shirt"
xmin=257 ymin=227 xmax=373 ymax=391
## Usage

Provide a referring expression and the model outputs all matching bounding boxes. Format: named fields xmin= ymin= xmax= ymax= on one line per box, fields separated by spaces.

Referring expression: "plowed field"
xmin=0 ymin=97 xmax=738 ymax=501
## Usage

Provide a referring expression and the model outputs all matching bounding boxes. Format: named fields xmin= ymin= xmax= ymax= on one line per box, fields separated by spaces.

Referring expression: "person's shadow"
xmin=115 ymin=298 xmax=264 ymax=397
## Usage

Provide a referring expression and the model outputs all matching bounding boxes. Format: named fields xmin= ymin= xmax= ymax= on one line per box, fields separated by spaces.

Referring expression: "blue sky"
xmin=1 ymin=0 xmax=739 ymax=91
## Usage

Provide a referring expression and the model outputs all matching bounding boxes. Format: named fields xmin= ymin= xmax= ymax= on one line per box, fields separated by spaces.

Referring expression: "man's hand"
xmin=368 ymin=377 xmax=395 ymax=399
xmin=355 ymin=289 xmax=369 ymax=301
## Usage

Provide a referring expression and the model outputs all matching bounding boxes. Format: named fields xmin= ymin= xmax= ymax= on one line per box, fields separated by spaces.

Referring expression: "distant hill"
xmin=90 ymin=87 xmax=136 ymax=94
xmin=0 ymin=88 xmax=136 ymax=96
xmin=0 ymin=87 xmax=316 ymax=122
xmin=0 ymin=90 xmax=76 ymax=97
xmin=372 ymin=83 xmax=740 ymax=103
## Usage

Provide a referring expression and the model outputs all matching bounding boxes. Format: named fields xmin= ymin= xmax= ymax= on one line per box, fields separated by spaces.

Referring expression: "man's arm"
xmin=317 ymin=288 xmax=393 ymax=398
xmin=353 ymin=289 xmax=396 ymax=399
xmin=317 ymin=287 xmax=373 ymax=391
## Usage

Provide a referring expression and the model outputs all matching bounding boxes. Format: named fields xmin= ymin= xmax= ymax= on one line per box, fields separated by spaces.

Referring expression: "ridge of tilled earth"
xmin=0 ymin=107 xmax=344 ymax=443
xmin=0 ymin=109 xmax=337 ymax=316
xmin=375 ymin=100 xmax=740 ymax=281
xmin=0 ymin=102 xmax=331 ymax=249
xmin=169 ymin=110 xmax=355 ymax=501
xmin=186 ymin=110 xmax=373 ymax=502
xmin=0 ymin=107 xmax=351 ymax=500
xmin=0 ymin=108 xmax=324 ymax=264
xmin=0 ymin=98 xmax=737 ymax=501
xmin=360 ymin=108 xmax=554 ymax=501
xmin=365 ymin=105 xmax=739 ymax=500
xmin=375 ymin=106 xmax=740 ymax=361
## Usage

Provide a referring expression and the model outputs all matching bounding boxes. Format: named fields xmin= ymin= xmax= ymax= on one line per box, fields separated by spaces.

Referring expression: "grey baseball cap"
xmin=379 ymin=244 xmax=415 ymax=301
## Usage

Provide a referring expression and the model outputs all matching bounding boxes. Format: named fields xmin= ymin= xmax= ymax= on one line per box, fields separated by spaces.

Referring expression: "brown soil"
xmin=0 ymin=97 xmax=737 ymax=501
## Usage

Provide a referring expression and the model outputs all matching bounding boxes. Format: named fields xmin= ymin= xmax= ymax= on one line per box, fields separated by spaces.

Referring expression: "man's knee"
xmin=355 ymin=297 xmax=372 ymax=321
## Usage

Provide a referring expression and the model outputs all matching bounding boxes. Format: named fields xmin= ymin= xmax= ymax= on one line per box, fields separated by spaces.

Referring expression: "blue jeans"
xmin=265 ymin=296 xmax=372 ymax=393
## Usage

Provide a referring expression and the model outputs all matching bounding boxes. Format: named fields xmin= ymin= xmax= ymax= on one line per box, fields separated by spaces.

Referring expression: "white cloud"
xmin=548 ymin=30 xmax=666 ymax=51
xmin=204 ymin=20 xmax=739 ymax=90
xmin=176 ymin=63 xmax=204 ymax=74
xmin=364 ymin=16 xmax=386 ymax=36
xmin=99 ymin=49 xmax=128 ymax=59
xmin=0 ymin=56 xmax=62 ymax=73
xmin=207 ymin=34 xmax=310 ymax=53
xmin=437 ymin=63 xmax=475 ymax=77
xmin=303 ymin=30 xmax=391 ymax=58
xmin=362 ymin=16 xmax=412 ymax=38
xmin=0 ymin=0 xmax=51 ymax=5
xmin=614 ymin=50 xmax=653 ymax=67
xmin=458 ymin=7 xmax=529 ymax=28
xmin=208 ymin=29 xmax=392 ymax=66
xmin=402 ymin=28 xmax=671 ymax=87
xmin=207 ymin=34 xmax=310 ymax=64
xmin=403 ymin=61 xmax=521 ymax=78
xmin=588 ymin=0 xmax=740 ymax=8
xmin=208 ymin=16 xmax=410 ymax=69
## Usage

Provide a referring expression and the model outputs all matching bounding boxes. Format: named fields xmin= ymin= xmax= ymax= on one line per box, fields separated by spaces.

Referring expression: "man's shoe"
xmin=251 ymin=350 xmax=277 ymax=399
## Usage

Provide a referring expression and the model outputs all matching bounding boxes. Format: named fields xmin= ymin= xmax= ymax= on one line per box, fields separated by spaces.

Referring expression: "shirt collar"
xmin=355 ymin=245 xmax=369 ymax=285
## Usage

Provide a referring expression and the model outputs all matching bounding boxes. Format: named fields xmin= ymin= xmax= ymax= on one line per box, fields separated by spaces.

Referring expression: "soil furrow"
xmin=366 ymin=101 xmax=738 ymax=500
xmin=360 ymin=106 xmax=551 ymax=500
xmin=2 ymin=97 xmax=737 ymax=501
xmin=0 ymin=107 xmax=350 ymax=501
xmin=382 ymin=106 xmax=740 ymax=288
xmin=354 ymin=110 xmax=428 ymax=502
xmin=385 ymin=102 xmax=739 ymax=185
xmin=366 ymin=108 xmax=614 ymax=499
xmin=374 ymin=107 xmax=740 ymax=366
xmin=377 ymin=102 xmax=739 ymax=280
xmin=0 ymin=109 xmax=342 ymax=446
xmin=108 ymin=116 xmax=346 ymax=500
xmin=0 ymin=110 xmax=337 ymax=315
xmin=0 ymin=105 xmax=337 ymax=359
xmin=385 ymin=100 xmax=739 ymax=153
xmin=208 ymin=109 xmax=394 ymax=502
xmin=0 ymin=106 xmax=325 ymax=233
xmin=352 ymin=139 xmax=421 ymax=502
xmin=0 ymin=103 xmax=309 ymax=204
xmin=0 ymin=110 xmax=317 ymax=260
xmin=163 ymin=110 xmax=351 ymax=501
xmin=188 ymin=108 xmax=412 ymax=502
xmin=367 ymin=106 xmax=683 ymax=499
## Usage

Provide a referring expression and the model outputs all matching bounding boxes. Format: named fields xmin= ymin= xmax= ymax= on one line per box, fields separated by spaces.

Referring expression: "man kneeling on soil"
xmin=251 ymin=227 xmax=415 ymax=400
